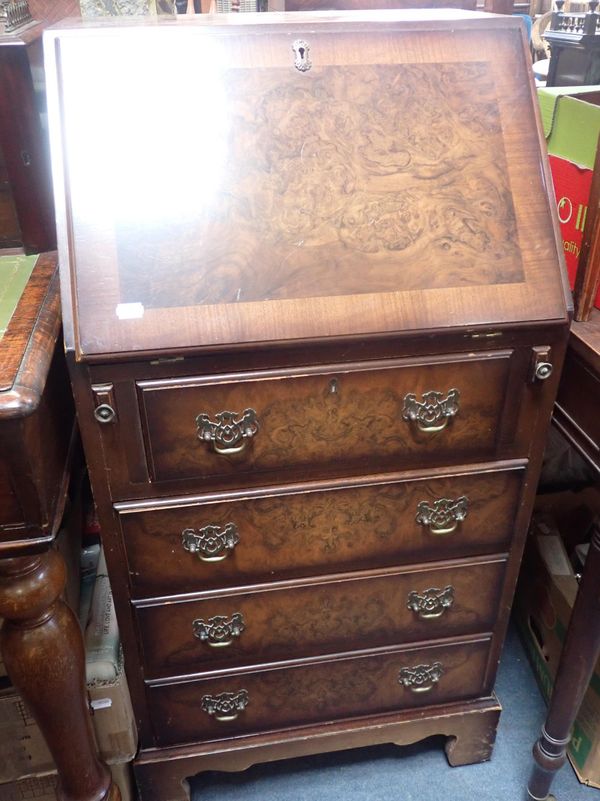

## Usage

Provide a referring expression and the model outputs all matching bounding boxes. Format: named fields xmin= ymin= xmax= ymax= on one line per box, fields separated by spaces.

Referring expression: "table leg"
xmin=528 ymin=521 xmax=600 ymax=801
xmin=0 ymin=549 xmax=118 ymax=801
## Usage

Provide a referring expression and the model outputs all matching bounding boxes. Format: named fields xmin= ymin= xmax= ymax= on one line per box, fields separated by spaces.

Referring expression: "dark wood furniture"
xmin=0 ymin=2 xmax=78 ymax=253
xmin=0 ymin=20 xmax=55 ymax=253
xmin=529 ymin=310 xmax=600 ymax=801
xmin=44 ymin=11 xmax=571 ymax=800
xmin=0 ymin=253 xmax=116 ymax=801
xmin=544 ymin=0 xmax=600 ymax=87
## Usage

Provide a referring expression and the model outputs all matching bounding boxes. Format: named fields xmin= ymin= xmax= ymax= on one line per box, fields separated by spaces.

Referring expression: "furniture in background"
xmin=0 ymin=1 xmax=79 ymax=253
xmin=0 ymin=253 xmax=117 ymax=801
xmin=529 ymin=310 xmax=600 ymax=801
xmin=45 ymin=12 xmax=569 ymax=801
xmin=543 ymin=0 xmax=600 ymax=86
xmin=0 ymin=19 xmax=53 ymax=252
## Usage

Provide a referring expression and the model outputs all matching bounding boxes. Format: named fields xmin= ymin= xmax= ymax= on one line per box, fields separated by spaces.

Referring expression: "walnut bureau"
xmin=44 ymin=11 xmax=571 ymax=800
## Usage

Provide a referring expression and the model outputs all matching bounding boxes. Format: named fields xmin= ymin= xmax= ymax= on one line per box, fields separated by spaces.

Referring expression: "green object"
xmin=538 ymin=86 xmax=600 ymax=169
xmin=0 ymin=255 xmax=38 ymax=341
xmin=571 ymin=720 xmax=593 ymax=770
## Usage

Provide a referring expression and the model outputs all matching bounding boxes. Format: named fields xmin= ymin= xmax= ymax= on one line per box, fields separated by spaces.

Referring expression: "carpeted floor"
xmin=190 ymin=622 xmax=598 ymax=801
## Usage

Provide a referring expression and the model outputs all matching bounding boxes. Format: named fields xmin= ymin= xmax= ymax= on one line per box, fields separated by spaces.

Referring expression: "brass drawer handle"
xmin=196 ymin=409 xmax=259 ymax=455
xmin=402 ymin=389 xmax=460 ymax=433
xmin=201 ymin=690 xmax=249 ymax=722
xmin=181 ymin=523 xmax=240 ymax=562
xmin=398 ymin=662 xmax=444 ymax=693
xmin=415 ymin=496 xmax=469 ymax=536
xmin=407 ymin=586 xmax=455 ymax=620
xmin=193 ymin=613 xmax=245 ymax=647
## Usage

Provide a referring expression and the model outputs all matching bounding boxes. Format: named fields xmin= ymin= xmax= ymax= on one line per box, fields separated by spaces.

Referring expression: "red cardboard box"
xmin=551 ymin=155 xmax=596 ymax=298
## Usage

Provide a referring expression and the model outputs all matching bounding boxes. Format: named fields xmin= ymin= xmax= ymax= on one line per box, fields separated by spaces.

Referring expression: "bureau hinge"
xmin=149 ymin=356 xmax=185 ymax=366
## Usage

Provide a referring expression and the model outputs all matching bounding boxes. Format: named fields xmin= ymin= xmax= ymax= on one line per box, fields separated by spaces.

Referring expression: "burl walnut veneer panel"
xmin=116 ymin=62 xmax=522 ymax=305
xmin=45 ymin=13 xmax=568 ymax=359
xmin=136 ymin=558 xmax=506 ymax=677
xmin=119 ymin=465 xmax=523 ymax=598
xmin=147 ymin=637 xmax=492 ymax=746
xmin=138 ymin=353 xmax=517 ymax=485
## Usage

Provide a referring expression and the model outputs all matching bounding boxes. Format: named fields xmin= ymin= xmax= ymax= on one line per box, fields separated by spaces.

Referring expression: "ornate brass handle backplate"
xmin=193 ymin=613 xmax=245 ymax=647
xmin=416 ymin=496 xmax=469 ymax=536
xmin=402 ymin=389 xmax=460 ymax=433
xmin=196 ymin=409 xmax=259 ymax=455
xmin=201 ymin=690 xmax=249 ymax=722
xmin=398 ymin=662 xmax=444 ymax=693
xmin=407 ymin=586 xmax=455 ymax=620
xmin=181 ymin=523 xmax=240 ymax=562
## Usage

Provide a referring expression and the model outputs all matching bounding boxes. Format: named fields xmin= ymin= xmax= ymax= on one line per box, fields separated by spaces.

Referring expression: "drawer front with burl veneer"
xmin=146 ymin=637 xmax=492 ymax=746
xmin=118 ymin=465 xmax=523 ymax=598
xmin=135 ymin=352 xmax=527 ymax=489
xmin=136 ymin=557 xmax=506 ymax=678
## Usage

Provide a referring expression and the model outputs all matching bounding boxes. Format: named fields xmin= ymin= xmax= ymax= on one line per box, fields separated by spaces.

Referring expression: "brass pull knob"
xmin=407 ymin=586 xmax=455 ymax=620
xmin=535 ymin=361 xmax=553 ymax=381
xmin=201 ymin=690 xmax=249 ymax=722
xmin=182 ymin=523 xmax=240 ymax=562
xmin=402 ymin=389 xmax=460 ymax=433
xmin=415 ymin=496 xmax=469 ymax=536
xmin=398 ymin=662 xmax=444 ymax=693
xmin=94 ymin=403 xmax=116 ymax=424
xmin=193 ymin=613 xmax=245 ymax=647
xmin=196 ymin=409 xmax=259 ymax=455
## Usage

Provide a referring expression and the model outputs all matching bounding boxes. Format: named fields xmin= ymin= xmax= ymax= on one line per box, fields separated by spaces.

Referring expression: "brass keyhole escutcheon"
xmin=292 ymin=39 xmax=312 ymax=72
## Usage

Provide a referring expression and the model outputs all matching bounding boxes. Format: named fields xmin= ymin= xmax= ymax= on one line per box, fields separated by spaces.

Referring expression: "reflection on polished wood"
xmin=46 ymin=13 xmax=568 ymax=358
xmin=117 ymin=63 xmax=521 ymax=307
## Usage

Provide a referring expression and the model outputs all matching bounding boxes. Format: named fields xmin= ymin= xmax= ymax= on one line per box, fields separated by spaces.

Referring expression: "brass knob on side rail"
xmin=94 ymin=403 xmax=116 ymax=424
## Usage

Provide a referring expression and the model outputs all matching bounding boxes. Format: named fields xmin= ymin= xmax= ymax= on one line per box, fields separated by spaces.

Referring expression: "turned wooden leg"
xmin=528 ymin=522 xmax=600 ymax=801
xmin=0 ymin=550 xmax=118 ymax=801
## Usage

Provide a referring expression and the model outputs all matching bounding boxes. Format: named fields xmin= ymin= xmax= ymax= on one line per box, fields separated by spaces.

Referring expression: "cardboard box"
xmin=538 ymin=86 xmax=600 ymax=310
xmin=0 ymin=762 xmax=134 ymax=801
xmin=515 ymin=524 xmax=600 ymax=787
xmin=0 ymin=655 xmax=137 ymax=783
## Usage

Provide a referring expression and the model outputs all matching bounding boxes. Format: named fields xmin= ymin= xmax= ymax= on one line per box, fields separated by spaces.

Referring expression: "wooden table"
xmin=0 ymin=253 xmax=116 ymax=801
xmin=528 ymin=308 xmax=600 ymax=800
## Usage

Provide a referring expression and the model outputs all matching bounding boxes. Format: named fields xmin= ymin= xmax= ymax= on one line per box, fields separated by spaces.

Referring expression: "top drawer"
xmin=136 ymin=352 xmax=521 ymax=488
